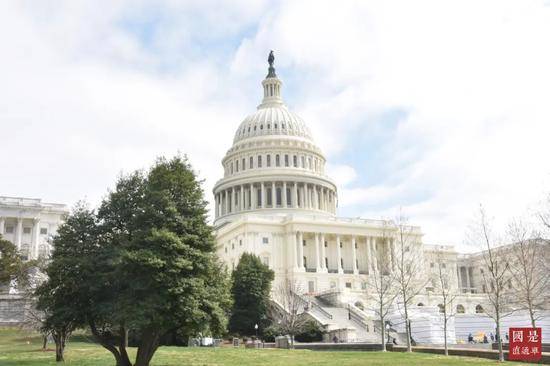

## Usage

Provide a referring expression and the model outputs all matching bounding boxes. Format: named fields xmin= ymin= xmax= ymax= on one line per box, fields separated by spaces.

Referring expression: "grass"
xmin=0 ymin=328 xmax=531 ymax=366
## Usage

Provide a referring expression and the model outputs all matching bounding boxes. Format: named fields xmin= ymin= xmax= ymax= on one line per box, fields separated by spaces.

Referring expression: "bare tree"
xmin=467 ymin=206 xmax=514 ymax=362
xmin=433 ymin=250 xmax=458 ymax=356
xmin=270 ymin=278 xmax=309 ymax=348
xmin=507 ymin=220 xmax=549 ymax=328
xmin=393 ymin=212 xmax=428 ymax=352
xmin=366 ymin=252 xmax=398 ymax=351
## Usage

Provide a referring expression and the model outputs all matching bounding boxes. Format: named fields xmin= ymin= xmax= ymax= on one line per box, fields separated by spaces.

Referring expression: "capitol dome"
xmin=213 ymin=52 xmax=338 ymax=225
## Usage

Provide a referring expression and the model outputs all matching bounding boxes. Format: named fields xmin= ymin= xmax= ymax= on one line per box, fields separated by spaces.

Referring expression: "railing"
xmin=305 ymin=268 xmax=317 ymax=273
xmin=348 ymin=305 xmax=370 ymax=330
xmin=327 ymin=269 xmax=338 ymax=274
xmin=290 ymin=290 xmax=333 ymax=320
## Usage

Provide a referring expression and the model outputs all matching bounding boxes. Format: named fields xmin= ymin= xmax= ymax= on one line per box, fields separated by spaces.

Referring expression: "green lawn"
xmin=0 ymin=328 xmax=530 ymax=366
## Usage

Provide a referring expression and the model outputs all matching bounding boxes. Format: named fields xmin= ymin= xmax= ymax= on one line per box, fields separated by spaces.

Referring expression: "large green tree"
xmin=229 ymin=253 xmax=274 ymax=337
xmin=91 ymin=156 xmax=230 ymax=366
xmin=35 ymin=202 xmax=97 ymax=361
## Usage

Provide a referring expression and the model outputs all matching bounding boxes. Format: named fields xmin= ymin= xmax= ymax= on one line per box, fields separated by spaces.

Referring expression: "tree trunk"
xmin=89 ymin=321 xmax=132 ymax=366
xmin=380 ymin=318 xmax=387 ymax=352
xmin=135 ymin=329 xmax=160 ymax=366
xmin=55 ymin=340 xmax=64 ymax=362
xmin=443 ymin=316 xmax=448 ymax=356
xmin=42 ymin=335 xmax=48 ymax=350
xmin=290 ymin=334 xmax=295 ymax=349
xmin=496 ymin=312 xmax=504 ymax=362
xmin=404 ymin=300 xmax=412 ymax=352
xmin=528 ymin=306 xmax=536 ymax=329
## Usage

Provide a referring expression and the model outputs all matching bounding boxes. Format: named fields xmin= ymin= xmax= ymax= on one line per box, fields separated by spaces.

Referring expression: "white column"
xmin=320 ymin=234 xmax=327 ymax=272
xmin=16 ymin=218 xmax=23 ymax=250
xmin=260 ymin=182 xmax=265 ymax=208
xmin=271 ymin=182 xmax=276 ymax=207
xmin=466 ymin=267 xmax=471 ymax=290
xmin=336 ymin=234 xmax=343 ymax=274
xmin=352 ymin=236 xmax=358 ymax=274
xmin=0 ymin=217 xmax=5 ymax=236
xmin=282 ymin=182 xmax=287 ymax=208
xmin=314 ymin=233 xmax=321 ymax=271
xmin=372 ymin=238 xmax=379 ymax=272
xmin=251 ymin=184 xmax=256 ymax=209
xmin=224 ymin=190 xmax=229 ymax=215
xmin=288 ymin=232 xmax=298 ymax=270
xmin=32 ymin=218 xmax=40 ymax=259
xmin=313 ymin=186 xmax=318 ymax=209
xmin=366 ymin=236 xmax=372 ymax=273
xmin=214 ymin=194 xmax=219 ymax=218
xmin=297 ymin=231 xmax=304 ymax=270
xmin=240 ymin=185 xmax=245 ymax=211
xmin=391 ymin=238 xmax=396 ymax=271
xmin=293 ymin=182 xmax=298 ymax=208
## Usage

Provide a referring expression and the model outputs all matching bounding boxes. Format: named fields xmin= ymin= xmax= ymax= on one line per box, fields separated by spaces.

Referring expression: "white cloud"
xmin=1 ymin=1 xmax=549 ymax=251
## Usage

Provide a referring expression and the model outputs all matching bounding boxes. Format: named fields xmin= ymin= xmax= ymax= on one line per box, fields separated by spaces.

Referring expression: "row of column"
xmin=288 ymin=232 xmax=396 ymax=275
xmin=215 ymin=181 xmax=337 ymax=218
xmin=0 ymin=217 xmax=42 ymax=259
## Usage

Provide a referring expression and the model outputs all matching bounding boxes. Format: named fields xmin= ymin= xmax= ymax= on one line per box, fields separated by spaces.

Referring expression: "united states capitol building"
xmin=1 ymin=54 xmax=548 ymax=344
xmin=212 ymin=54 xmax=549 ymax=343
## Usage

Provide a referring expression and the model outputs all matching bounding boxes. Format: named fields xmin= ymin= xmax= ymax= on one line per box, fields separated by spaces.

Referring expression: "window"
xmin=325 ymin=257 xmax=328 ymax=268
xmin=250 ymin=156 xmax=253 ymax=169
xmin=339 ymin=242 xmax=343 ymax=248
xmin=324 ymin=241 xmax=328 ymax=247
xmin=456 ymin=305 xmax=465 ymax=314
xmin=308 ymin=157 xmax=312 ymax=169
xmin=293 ymin=155 xmax=297 ymax=167
xmin=242 ymin=158 xmax=245 ymax=170
xmin=417 ymin=303 xmax=425 ymax=307
xmin=231 ymin=243 xmax=234 ymax=249
xmin=430 ymin=262 xmax=435 ymax=268
xmin=275 ymin=154 xmax=280 ymax=166
xmin=23 ymin=227 xmax=31 ymax=234
xmin=475 ymin=305 xmax=484 ymax=314
xmin=345 ymin=282 xmax=352 ymax=289
xmin=230 ymin=162 xmax=233 ymax=174
xmin=276 ymin=188 xmax=282 ymax=206
xmin=340 ymin=258 xmax=344 ymax=268
xmin=284 ymin=154 xmax=289 ymax=167
xmin=5 ymin=226 xmax=14 ymax=234
xmin=239 ymin=240 xmax=242 ymax=246
xmin=262 ymin=237 xmax=269 ymax=244
xmin=235 ymin=160 xmax=239 ymax=172
xmin=354 ymin=242 xmax=357 ymax=249
xmin=286 ymin=188 xmax=291 ymax=206
xmin=438 ymin=304 xmax=444 ymax=313
xmin=302 ymin=240 xmax=306 ymax=246
xmin=267 ymin=155 xmax=271 ymax=167
xmin=258 ymin=155 xmax=262 ymax=168
xmin=441 ymin=263 xmax=446 ymax=268
xmin=225 ymin=247 xmax=228 ymax=253
xmin=40 ymin=228 xmax=47 ymax=235
xmin=303 ymin=256 xmax=307 ymax=268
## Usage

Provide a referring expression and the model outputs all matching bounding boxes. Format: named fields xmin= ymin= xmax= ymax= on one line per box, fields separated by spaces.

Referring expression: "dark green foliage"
xmin=229 ymin=253 xmax=274 ymax=337
xmin=294 ymin=321 xmax=324 ymax=342
xmin=35 ymin=202 xmax=98 ymax=361
xmin=36 ymin=155 xmax=231 ymax=366
xmin=0 ymin=235 xmax=35 ymax=290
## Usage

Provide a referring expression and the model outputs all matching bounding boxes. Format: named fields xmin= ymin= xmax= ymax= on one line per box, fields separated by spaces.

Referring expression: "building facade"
xmin=0 ymin=196 xmax=68 ymax=325
xmin=214 ymin=56 xmax=549 ymax=343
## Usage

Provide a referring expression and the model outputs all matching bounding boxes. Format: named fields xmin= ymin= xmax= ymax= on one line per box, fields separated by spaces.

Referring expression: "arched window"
xmin=249 ymin=156 xmax=253 ymax=169
xmin=230 ymin=162 xmax=233 ymax=174
xmin=304 ymin=256 xmax=308 ymax=268
xmin=258 ymin=155 xmax=262 ymax=168
xmin=456 ymin=305 xmax=465 ymax=314
xmin=293 ymin=155 xmax=298 ymax=167
xmin=355 ymin=301 xmax=364 ymax=311
xmin=438 ymin=304 xmax=445 ymax=313
xmin=276 ymin=187 xmax=282 ymax=206
xmin=242 ymin=158 xmax=245 ymax=170
xmin=276 ymin=154 xmax=280 ymax=167
xmin=417 ymin=303 xmax=425 ymax=307
xmin=235 ymin=160 xmax=239 ymax=172
xmin=475 ymin=305 xmax=484 ymax=314
xmin=267 ymin=155 xmax=271 ymax=167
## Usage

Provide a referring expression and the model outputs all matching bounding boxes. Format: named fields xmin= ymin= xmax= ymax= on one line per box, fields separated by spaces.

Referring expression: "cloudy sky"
xmin=1 ymin=0 xmax=549 ymax=250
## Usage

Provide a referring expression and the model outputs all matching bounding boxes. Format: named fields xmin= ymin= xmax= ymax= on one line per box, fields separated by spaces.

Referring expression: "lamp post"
xmin=385 ymin=323 xmax=390 ymax=344
xmin=254 ymin=323 xmax=258 ymax=339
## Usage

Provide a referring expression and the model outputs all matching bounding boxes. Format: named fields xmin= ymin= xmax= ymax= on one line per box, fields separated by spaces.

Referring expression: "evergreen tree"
xmin=35 ymin=202 xmax=98 ymax=362
xmin=229 ymin=253 xmax=274 ymax=337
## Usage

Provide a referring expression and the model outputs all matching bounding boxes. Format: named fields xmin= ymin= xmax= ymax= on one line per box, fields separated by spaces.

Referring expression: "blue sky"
xmin=1 ymin=0 xmax=549 ymax=250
